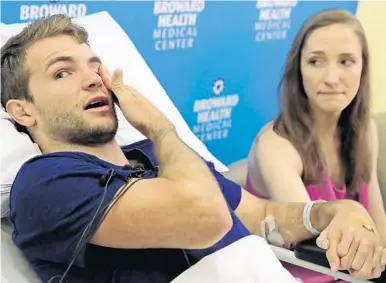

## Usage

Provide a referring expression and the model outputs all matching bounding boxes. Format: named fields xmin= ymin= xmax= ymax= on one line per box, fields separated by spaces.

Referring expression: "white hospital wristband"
xmin=303 ymin=200 xmax=327 ymax=236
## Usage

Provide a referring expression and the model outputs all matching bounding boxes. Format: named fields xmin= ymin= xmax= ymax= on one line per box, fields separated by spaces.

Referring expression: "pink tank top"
xmin=246 ymin=172 xmax=369 ymax=283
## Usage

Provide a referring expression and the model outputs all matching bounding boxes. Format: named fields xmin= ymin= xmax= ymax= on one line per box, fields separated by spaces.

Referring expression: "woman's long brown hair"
xmin=273 ymin=9 xmax=372 ymax=193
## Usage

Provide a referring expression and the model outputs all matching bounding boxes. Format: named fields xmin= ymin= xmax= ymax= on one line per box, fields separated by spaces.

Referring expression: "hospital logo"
xmin=192 ymin=79 xmax=240 ymax=143
xmin=212 ymin=79 xmax=225 ymax=96
xmin=254 ymin=0 xmax=298 ymax=42
xmin=152 ymin=0 xmax=206 ymax=51
xmin=19 ymin=2 xmax=87 ymax=22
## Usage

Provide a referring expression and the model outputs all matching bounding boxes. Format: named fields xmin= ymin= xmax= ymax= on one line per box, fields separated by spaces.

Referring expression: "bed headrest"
xmin=0 ymin=11 xmax=228 ymax=218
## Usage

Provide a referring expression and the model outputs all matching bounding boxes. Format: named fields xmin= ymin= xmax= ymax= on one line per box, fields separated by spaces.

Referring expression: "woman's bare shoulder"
xmin=252 ymin=121 xmax=303 ymax=174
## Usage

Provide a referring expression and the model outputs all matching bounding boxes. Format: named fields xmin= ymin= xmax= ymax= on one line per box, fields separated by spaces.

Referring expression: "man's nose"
xmin=81 ymin=68 xmax=103 ymax=90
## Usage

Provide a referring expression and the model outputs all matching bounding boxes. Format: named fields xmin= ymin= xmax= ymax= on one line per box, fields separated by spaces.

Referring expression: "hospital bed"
xmin=1 ymin=11 xmax=385 ymax=283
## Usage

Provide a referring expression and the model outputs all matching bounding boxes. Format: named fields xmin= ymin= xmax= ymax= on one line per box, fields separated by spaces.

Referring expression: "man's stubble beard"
xmin=42 ymin=105 xmax=119 ymax=146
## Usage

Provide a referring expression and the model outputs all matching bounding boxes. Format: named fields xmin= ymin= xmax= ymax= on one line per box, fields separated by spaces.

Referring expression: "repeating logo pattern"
xmin=192 ymin=78 xmax=239 ymax=143
xmin=19 ymin=1 xmax=87 ymax=22
xmin=255 ymin=0 xmax=298 ymax=42
xmin=153 ymin=0 xmax=205 ymax=51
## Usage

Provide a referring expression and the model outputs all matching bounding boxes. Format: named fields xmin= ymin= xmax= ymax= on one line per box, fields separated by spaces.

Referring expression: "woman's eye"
xmin=341 ymin=59 xmax=355 ymax=66
xmin=309 ymin=59 xmax=323 ymax=67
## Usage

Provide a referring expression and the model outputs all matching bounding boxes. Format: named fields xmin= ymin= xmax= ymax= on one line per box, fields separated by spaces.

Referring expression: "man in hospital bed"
xmin=1 ymin=14 xmax=385 ymax=283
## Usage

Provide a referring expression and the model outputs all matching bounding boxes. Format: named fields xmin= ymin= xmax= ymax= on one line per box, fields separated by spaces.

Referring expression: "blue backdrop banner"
xmin=1 ymin=0 xmax=359 ymax=165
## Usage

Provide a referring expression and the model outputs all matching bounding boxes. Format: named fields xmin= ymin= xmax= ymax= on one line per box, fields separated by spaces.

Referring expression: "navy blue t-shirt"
xmin=10 ymin=139 xmax=251 ymax=283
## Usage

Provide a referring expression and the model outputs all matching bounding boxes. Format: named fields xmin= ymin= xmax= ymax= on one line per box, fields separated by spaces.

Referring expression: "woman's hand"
xmin=316 ymin=201 xmax=386 ymax=279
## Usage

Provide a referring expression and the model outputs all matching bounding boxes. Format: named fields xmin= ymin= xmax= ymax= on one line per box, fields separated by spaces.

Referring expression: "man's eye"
xmin=55 ymin=71 xmax=70 ymax=79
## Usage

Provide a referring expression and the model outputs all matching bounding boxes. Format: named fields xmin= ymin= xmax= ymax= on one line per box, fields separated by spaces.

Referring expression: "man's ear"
xmin=5 ymin=99 xmax=36 ymax=127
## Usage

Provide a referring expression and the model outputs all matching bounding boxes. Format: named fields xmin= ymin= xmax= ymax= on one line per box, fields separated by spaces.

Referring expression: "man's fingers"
xmin=349 ymin=245 xmax=374 ymax=279
xmin=337 ymin=227 xmax=355 ymax=257
xmin=316 ymin=228 xmax=329 ymax=249
xmin=326 ymin=228 xmax=341 ymax=272
xmin=351 ymin=239 xmax=371 ymax=271
xmin=340 ymin=237 xmax=360 ymax=271
xmin=371 ymin=247 xmax=383 ymax=279
xmin=111 ymin=68 xmax=124 ymax=90
xmin=373 ymin=247 xmax=383 ymax=267
xmin=359 ymin=246 xmax=374 ymax=278
xmin=99 ymin=65 xmax=112 ymax=89
xmin=382 ymin=248 xmax=386 ymax=266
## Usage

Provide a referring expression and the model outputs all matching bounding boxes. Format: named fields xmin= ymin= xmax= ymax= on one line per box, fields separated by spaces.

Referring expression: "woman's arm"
xmin=250 ymin=125 xmax=311 ymax=202
xmin=368 ymin=118 xmax=386 ymax=246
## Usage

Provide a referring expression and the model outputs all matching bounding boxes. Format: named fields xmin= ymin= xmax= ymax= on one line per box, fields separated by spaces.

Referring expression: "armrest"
xmin=293 ymin=238 xmax=386 ymax=283
xmin=270 ymin=243 xmax=371 ymax=283
xmin=294 ymin=238 xmax=337 ymax=271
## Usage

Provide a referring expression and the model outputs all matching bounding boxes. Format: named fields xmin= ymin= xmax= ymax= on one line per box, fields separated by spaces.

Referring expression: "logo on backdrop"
xmin=212 ymin=79 xmax=225 ymax=96
xmin=153 ymin=0 xmax=206 ymax=51
xmin=19 ymin=1 xmax=87 ymax=22
xmin=254 ymin=0 xmax=298 ymax=42
xmin=192 ymin=79 xmax=240 ymax=143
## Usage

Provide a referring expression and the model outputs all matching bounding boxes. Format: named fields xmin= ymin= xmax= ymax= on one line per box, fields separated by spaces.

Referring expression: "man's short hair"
xmin=1 ymin=14 xmax=89 ymax=134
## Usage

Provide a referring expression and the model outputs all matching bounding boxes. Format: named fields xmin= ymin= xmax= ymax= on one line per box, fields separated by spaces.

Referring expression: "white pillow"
xmin=0 ymin=11 xmax=228 ymax=218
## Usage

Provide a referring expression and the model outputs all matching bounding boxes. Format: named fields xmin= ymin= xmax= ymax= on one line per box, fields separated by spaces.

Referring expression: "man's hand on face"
xmin=99 ymin=65 xmax=175 ymax=140
xmin=316 ymin=201 xmax=386 ymax=279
